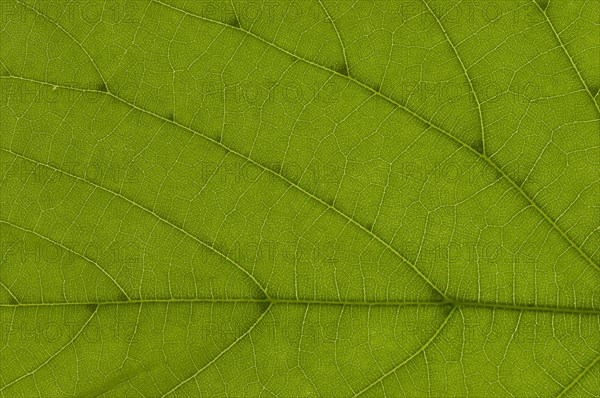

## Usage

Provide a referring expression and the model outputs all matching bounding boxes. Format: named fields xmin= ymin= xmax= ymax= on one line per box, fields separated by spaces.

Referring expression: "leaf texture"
xmin=0 ymin=0 xmax=599 ymax=397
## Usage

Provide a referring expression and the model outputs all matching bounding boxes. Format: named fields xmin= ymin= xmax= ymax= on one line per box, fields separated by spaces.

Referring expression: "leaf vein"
xmin=0 ymin=75 xmax=448 ymax=300
xmin=421 ymin=0 xmax=486 ymax=154
xmin=2 ymin=298 xmax=598 ymax=316
xmin=0 ymin=219 xmax=131 ymax=300
xmin=0 ymin=305 xmax=99 ymax=392
xmin=352 ymin=306 xmax=458 ymax=397
xmin=161 ymin=303 xmax=273 ymax=397
xmin=0 ymin=147 xmax=269 ymax=299
xmin=532 ymin=0 xmax=600 ymax=114
xmin=149 ymin=0 xmax=599 ymax=272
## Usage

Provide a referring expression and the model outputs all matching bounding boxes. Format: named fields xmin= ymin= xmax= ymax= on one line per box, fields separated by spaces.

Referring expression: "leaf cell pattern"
xmin=0 ymin=0 xmax=599 ymax=397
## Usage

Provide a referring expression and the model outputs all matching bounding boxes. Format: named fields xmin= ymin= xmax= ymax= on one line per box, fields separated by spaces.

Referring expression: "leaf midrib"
xmin=2 ymin=297 xmax=599 ymax=316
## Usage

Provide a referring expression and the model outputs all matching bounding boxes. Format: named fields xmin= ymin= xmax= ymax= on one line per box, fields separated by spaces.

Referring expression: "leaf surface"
xmin=0 ymin=0 xmax=599 ymax=396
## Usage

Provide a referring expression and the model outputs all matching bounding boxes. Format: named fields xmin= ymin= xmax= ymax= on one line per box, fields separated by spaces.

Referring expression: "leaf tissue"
xmin=0 ymin=0 xmax=599 ymax=397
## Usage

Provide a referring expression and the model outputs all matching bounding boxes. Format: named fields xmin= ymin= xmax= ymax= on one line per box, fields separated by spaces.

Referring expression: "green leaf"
xmin=1 ymin=0 xmax=599 ymax=396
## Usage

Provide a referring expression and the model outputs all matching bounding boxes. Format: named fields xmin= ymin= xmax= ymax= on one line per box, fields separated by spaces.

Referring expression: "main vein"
xmin=2 ymin=297 xmax=599 ymax=316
